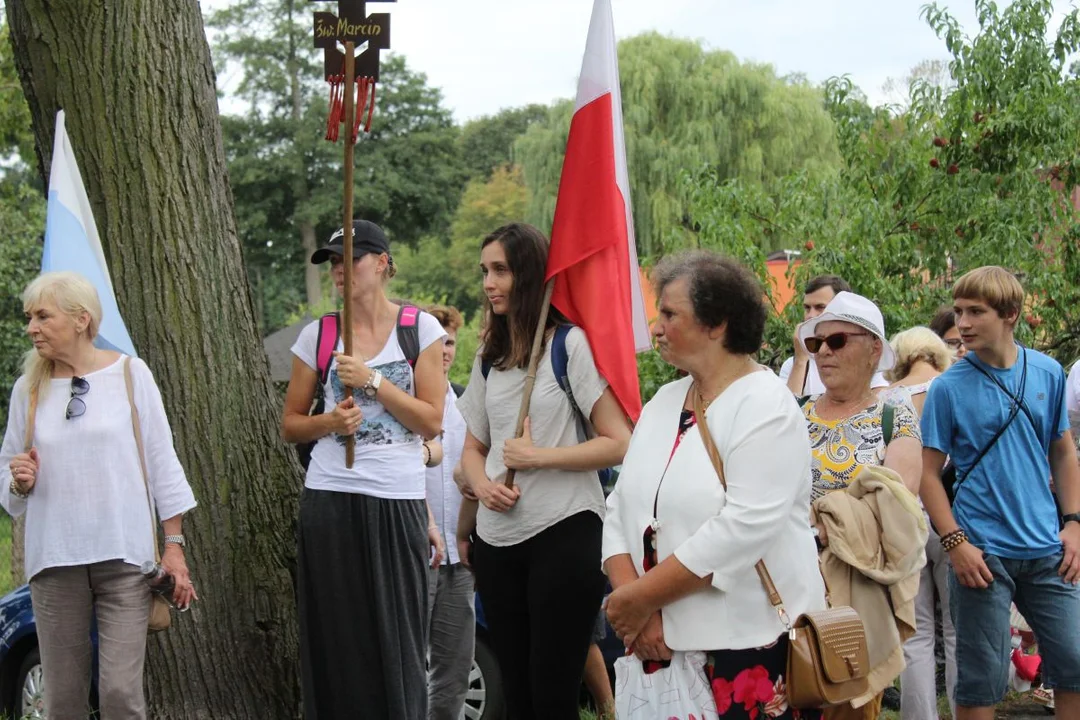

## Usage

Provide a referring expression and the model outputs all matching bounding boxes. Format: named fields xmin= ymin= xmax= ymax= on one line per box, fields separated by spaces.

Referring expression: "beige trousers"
xmin=30 ymin=559 xmax=151 ymax=720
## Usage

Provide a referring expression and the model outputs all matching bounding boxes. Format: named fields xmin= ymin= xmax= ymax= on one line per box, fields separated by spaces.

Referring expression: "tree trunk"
xmin=6 ymin=2 xmax=302 ymax=717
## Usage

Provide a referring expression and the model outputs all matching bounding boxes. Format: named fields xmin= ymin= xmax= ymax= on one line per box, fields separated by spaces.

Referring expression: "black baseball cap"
xmin=310 ymin=219 xmax=390 ymax=265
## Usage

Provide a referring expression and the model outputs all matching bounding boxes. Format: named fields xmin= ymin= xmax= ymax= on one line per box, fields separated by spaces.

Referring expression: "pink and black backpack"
xmin=297 ymin=304 xmax=421 ymax=469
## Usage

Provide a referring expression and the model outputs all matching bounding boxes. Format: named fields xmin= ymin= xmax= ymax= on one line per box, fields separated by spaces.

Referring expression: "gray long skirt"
xmin=298 ymin=487 xmax=429 ymax=719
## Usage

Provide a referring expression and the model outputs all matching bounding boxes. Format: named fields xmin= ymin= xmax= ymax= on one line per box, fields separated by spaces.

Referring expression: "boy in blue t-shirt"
xmin=921 ymin=266 xmax=1080 ymax=719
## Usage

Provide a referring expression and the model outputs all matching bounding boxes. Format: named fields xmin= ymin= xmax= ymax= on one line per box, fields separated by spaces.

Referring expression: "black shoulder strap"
xmin=396 ymin=304 xmax=421 ymax=367
xmin=963 ymin=350 xmax=1037 ymax=432
xmin=953 ymin=351 xmax=1029 ymax=494
xmin=451 ymin=382 xmax=465 ymax=398
xmin=882 ymin=402 xmax=895 ymax=447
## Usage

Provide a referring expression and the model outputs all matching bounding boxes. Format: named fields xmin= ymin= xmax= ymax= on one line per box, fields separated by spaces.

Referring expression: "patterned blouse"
xmin=803 ymin=394 xmax=921 ymax=501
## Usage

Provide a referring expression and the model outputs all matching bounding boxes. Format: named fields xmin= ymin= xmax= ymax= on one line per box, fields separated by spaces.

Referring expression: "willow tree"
xmin=6 ymin=1 xmax=302 ymax=716
xmin=515 ymin=32 xmax=843 ymax=258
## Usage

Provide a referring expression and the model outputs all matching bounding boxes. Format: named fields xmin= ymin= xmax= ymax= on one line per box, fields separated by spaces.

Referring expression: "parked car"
xmin=0 ymin=585 xmax=46 ymax=719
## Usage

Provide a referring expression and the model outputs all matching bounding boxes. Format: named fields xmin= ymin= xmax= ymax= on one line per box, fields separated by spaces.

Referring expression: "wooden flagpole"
xmin=504 ymin=278 xmax=555 ymax=489
xmin=342 ymin=41 xmax=356 ymax=469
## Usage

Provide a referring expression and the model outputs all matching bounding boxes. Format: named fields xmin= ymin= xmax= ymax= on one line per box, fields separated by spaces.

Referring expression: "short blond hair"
xmin=425 ymin=304 xmax=464 ymax=333
xmin=952 ymin=266 xmax=1024 ymax=321
xmin=22 ymin=272 xmax=104 ymax=398
xmin=886 ymin=326 xmax=953 ymax=382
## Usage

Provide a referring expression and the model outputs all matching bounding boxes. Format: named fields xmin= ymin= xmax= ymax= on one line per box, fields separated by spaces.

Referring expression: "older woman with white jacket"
xmin=0 ymin=272 xmax=197 ymax=720
xmin=604 ymin=252 xmax=826 ymax=720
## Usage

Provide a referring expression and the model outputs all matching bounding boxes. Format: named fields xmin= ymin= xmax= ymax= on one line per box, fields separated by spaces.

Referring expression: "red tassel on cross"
xmin=365 ymin=81 xmax=376 ymax=133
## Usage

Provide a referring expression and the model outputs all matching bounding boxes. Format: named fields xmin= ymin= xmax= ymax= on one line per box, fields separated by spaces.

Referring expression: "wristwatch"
xmin=164 ymin=534 xmax=186 ymax=548
xmin=1063 ymin=513 xmax=1080 ymax=527
xmin=362 ymin=370 xmax=383 ymax=398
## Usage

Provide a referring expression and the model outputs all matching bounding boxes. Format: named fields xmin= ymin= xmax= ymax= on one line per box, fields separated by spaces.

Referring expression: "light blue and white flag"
xmin=42 ymin=110 xmax=137 ymax=357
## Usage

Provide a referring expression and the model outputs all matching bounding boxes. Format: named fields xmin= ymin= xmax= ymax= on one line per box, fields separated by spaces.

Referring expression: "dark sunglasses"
xmin=804 ymin=331 xmax=871 ymax=354
xmin=65 ymin=376 xmax=89 ymax=420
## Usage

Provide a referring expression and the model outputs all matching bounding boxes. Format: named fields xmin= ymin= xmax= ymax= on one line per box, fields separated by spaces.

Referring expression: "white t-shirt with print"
xmin=457 ymin=327 xmax=608 ymax=547
xmin=291 ymin=311 xmax=446 ymax=499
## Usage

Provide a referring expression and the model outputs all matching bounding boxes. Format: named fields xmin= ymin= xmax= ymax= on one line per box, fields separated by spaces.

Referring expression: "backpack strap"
xmin=882 ymin=402 xmax=895 ymax=447
xmin=314 ymin=313 xmax=341 ymax=385
xmin=551 ymin=324 xmax=579 ymax=412
xmin=396 ymin=304 xmax=421 ymax=368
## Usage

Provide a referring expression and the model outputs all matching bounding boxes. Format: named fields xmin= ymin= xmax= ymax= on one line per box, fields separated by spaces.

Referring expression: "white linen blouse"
xmin=602 ymin=372 xmax=827 ymax=651
xmin=0 ymin=357 xmax=197 ymax=581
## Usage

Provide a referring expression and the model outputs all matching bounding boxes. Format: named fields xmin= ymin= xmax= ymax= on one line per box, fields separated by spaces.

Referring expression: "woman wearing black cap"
xmin=281 ymin=219 xmax=448 ymax=718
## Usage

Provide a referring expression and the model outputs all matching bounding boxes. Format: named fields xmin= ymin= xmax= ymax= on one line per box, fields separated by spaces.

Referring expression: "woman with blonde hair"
xmin=0 ymin=271 xmax=197 ymax=719
xmin=883 ymin=326 xmax=955 ymax=720
xmin=281 ymin=219 xmax=447 ymax=718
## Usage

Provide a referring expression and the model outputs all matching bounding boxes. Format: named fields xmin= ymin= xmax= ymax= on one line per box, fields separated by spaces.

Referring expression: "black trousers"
xmin=473 ymin=511 xmax=606 ymax=720
xmin=297 ymin=488 xmax=429 ymax=720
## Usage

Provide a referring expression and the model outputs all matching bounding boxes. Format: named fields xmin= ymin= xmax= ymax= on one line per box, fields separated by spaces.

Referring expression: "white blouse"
xmin=0 ymin=357 xmax=197 ymax=581
xmin=603 ymin=372 xmax=827 ymax=651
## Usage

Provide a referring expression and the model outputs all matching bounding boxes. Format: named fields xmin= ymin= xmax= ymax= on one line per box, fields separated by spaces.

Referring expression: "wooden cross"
xmin=310 ymin=0 xmax=396 ymax=468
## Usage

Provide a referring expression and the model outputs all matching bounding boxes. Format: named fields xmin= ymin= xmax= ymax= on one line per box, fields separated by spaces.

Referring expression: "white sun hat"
xmin=797 ymin=291 xmax=896 ymax=371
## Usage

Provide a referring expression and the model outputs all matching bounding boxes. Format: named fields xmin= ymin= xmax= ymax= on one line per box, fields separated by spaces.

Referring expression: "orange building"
xmin=638 ymin=254 xmax=801 ymax=328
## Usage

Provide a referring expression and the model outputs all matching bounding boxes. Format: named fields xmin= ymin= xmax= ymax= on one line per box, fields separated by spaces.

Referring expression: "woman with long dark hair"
xmin=456 ymin=223 xmax=632 ymax=719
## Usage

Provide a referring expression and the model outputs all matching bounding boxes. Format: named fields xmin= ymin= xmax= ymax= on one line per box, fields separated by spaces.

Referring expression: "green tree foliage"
xmin=687 ymin=0 xmax=1080 ymax=367
xmin=458 ymin=104 xmax=548 ymax=181
xmin=392 ymin=164 xmax=527 ymax=320
xmin=209 ymin=0 xmax=466 ymax=333
xmin=515 ymin=33 xmax=843 ymax=257
xmin=0 ymin=20 xmax=42 ymax=430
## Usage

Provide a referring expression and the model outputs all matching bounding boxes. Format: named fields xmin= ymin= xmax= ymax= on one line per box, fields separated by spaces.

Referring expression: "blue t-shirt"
xmin=921 ymin=345 xmax=1068 ymax=559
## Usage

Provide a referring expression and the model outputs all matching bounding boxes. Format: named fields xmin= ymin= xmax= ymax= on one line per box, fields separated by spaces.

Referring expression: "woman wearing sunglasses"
xmin=603 ymin=251 xmax=826 ymax=719
xmin=0 ymin=271 xmax=197 ymax=719
xmin=797 ymin=291 xmax=924 ymax=720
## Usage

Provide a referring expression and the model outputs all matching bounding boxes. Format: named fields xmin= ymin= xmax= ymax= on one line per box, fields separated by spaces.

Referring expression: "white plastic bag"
xmin=614 ymin=651 xmax=719 ymax=720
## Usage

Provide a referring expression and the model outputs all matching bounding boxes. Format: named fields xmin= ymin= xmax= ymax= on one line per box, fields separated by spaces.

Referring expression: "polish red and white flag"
xmin=546 ymin=0 xmax=651 ymax=422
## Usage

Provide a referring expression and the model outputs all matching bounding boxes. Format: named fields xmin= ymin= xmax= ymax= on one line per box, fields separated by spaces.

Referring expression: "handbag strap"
xmin=124 ymin=358 xmax=161 ymax=564
xmin=692 ymin=388 xmax=793 ymax=631
xmin=23 ymin=385 xmax=39 ymax=452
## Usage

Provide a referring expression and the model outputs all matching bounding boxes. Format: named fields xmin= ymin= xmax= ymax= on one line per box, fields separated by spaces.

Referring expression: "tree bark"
xmin=6 ymin=2 xmax=302 ymax=717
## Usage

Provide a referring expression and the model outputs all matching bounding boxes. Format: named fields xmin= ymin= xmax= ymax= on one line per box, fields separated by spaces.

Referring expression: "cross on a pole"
xmin=309 ymin=0 xmax=396 ymax=468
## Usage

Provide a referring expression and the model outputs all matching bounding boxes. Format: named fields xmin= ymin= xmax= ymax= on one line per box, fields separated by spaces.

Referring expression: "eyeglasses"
xmin=65 ymin=376 xmax=89 ymax=420
xmin=944 ymin=338 xmax=964 ymax=350
xmin=804 ymin=331 xmax=871 ymax=354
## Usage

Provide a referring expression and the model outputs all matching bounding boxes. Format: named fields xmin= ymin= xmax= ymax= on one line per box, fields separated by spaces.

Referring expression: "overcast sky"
xmin=201 ymin=0 xmax=1075 ymax=122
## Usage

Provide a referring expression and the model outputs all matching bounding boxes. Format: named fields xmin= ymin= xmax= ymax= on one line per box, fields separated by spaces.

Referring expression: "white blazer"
xmin=603 ymin=372 xmax=827 ymax=651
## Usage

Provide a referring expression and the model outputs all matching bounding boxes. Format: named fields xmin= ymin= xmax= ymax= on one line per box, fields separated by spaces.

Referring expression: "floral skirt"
xmin=705 ymin=636 xmax=822 ymax=720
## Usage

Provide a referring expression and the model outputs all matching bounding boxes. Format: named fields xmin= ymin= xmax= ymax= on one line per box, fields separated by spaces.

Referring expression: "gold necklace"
xmin=695 ymin=358 xmax=756 ymax=411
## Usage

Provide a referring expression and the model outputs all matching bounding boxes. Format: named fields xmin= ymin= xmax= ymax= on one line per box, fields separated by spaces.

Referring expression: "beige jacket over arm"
xmin=811 ymin=465 xmax=928 ymax=707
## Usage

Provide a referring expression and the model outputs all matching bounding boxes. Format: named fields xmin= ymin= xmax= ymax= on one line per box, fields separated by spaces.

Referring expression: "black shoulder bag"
xmin=942 ymin=349 xmax=1028 ymax=503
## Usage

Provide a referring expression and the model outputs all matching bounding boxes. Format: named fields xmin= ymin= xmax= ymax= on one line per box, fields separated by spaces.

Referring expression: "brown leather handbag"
xmin=693 ymin=390 xmax=869 ymax=709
